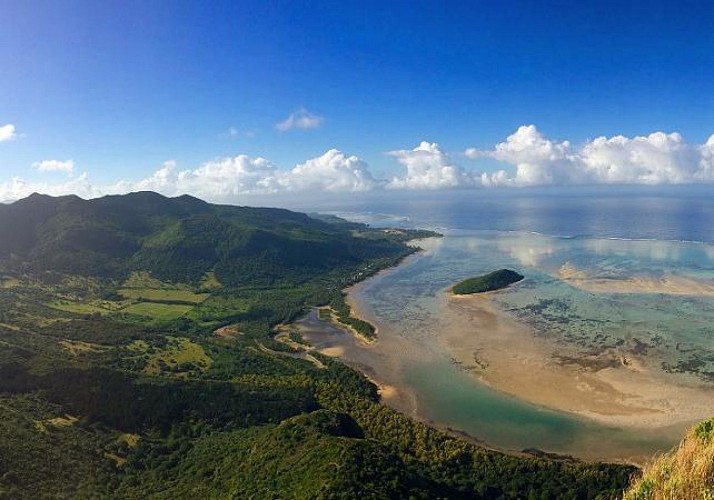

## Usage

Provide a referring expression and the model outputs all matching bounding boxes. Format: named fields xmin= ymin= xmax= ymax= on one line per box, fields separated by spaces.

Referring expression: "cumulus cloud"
xmin=122 ymin=156 xmax=282 ymax=199
xmin=387 ymin=141 xmax=476 ymax=189
xmin=699 ymin=134 xmax=714 ymax=180
xmin=104 ymin=149 xmax=378 ymax=202
xmin=467 ymin=125 xmax=714 ymax=186
xmin=5 ymin=126 xmax=714 ymax=203
xmin=275 ymin=107 xmax=323 ymax=132
xmin=0 ymin=124 xmax=17 ymax=142
xmin=279 ymin=149 xmax=378 ymax=192
xmin=32 ymin=159 xmax=75 ymax=174
xmin=0 ymin=173 xmax=102 ymax=202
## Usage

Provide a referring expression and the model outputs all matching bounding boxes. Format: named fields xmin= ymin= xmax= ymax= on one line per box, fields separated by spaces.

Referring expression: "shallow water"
xmin=298 ymin=231 xmax=714 ymax=462
xmin=414 ymin=232 xmax=714 ymax=379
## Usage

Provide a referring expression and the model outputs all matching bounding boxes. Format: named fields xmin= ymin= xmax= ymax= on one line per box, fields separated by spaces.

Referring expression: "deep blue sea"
xmin=282 ymin=185 xmax=714 ymax=243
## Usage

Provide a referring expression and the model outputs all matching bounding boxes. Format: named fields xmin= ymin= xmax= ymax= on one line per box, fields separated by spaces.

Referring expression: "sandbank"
xmin=558 ymin=262 xmax=714 ymax=296
xmin=445 ymin=291 xmax=714 ymax=430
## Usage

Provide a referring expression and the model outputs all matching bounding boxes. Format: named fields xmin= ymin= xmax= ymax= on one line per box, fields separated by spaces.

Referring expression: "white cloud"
xmin=225 ymin=127 xmax=257 ymax=139
xmin=5 ymin=126 xmax=714 ymax=204
xmin=32 ymin=159 xmax=75 ymax=174
xmin=466 ymin=125 xmax=581 ymax=186
xmin=2 ymin=149 xmax=374 ymax=203
xmin=468 ymin=125 xmax=714 ymax=186
xmin=699 ymin=134 xmax=714 ymax=180
xmin=387 ymin=141 xmax=476 ymax=189
xmin=279 ymin=149 xmax=378 ymax=192
xmin=123 ymin=150 xmax=377 ymax=199
xmin=0 ymin=124 xmax=17 ymax=142
xmin=579 ymin=132 xmax=699 ymax=184
xmin=275 ymin=107 xmax=323 ymax=132
xmin=119 ymin=160 xmax=180 ymax=193
xmin=121 ymin=156 xmax=282 ymax=199
xmin=0 ymin=173 xmax=101 ymax=202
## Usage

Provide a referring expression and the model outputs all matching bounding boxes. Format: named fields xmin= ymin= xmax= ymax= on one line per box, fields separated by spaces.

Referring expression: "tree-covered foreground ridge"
xmin=0 ymin=191 xmax=651 ymax=498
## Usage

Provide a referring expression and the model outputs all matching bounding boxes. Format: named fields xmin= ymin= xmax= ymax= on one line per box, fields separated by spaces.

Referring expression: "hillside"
xmin=624 ymin=418 xmax=714 ymax=500
xmin=0 ymin=193 xmax=635 ymax=498
xmin=0 ymin=191 xmax=416 ymax=286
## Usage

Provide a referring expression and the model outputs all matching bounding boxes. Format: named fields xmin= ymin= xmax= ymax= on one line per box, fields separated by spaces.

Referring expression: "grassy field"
xmin=625 ymin=418 xmax=714 ymax=499
xmin=199 ymin=272 xmax=222 ymax=291
xmin=49 ymin=300 xmax=109 ymax=315
xmin=143 ymin=337 xmax=213 ymax=376
xmin=59 ymin=340 xmax=109 ymax=356
xmin=126 ymin=340 xmax=149 ymax=352
xmin=0 ymin=277 xmax=20 ymax=288
xmin=119 ymin=271 xmax=210 ymax=303
xmin=42 ymin=271 xmax=215 ymax=324
xmin=49 ymin=299 xmax=128 ymax=315
xmin=50 ymin=297 xmax=197 ymax=321
xmin=118 ymin=288 xmax=209 ymax=303
xmin=122 ymin=302 xmax=195 ymax=320
xmin=122 ymin=271 xmax=175 ymax=289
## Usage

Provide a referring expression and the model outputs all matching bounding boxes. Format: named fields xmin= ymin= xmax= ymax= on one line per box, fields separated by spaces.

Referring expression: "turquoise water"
xmin=404 ymin=361 xmax=673 ymax=459
xmin=339 ymin=231 xmax=714 ymax=461
xmin=290 ymin=189 xmax=714 ymax=461
xmin=362 ymin=232 xmax=714 ymax=383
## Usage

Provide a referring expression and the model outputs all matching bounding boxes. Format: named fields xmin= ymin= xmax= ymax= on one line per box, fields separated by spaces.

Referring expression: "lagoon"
xmin=298 ymin=229 xmax=714 ymax=463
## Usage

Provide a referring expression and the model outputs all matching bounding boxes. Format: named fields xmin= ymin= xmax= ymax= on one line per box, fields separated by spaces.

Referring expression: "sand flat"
xmin=445 ymin=291 xmax=714 ymax=429
xmin=558 ymin=262 xmax=714 ymax=296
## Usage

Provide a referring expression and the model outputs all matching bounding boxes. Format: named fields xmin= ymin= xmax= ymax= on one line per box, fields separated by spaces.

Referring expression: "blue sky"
xmin=1 ymin=0 xmax=714 ymax=201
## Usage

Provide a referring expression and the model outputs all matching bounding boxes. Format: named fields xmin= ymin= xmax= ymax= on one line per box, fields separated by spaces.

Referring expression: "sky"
xmin=1 ymin=0 xmax=714 ymax=203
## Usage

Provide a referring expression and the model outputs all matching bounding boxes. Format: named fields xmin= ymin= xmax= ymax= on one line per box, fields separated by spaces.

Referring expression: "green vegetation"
xmin=452 ymin=268 xmax=525 ymax=295
xmin=121 ymin=301 xmax=195 ymax=320
xmin=118 ymin=271 xmax=210 ymax=303
xmin=317 ymin=302 xmax=377 ymax=341
xmin=624 ymin=418 xmax=714 ymax=500
xmin=0 ymin=192 xmax=635 ymax=498
xmin=142 ymin=337 xmax=213 ymax=376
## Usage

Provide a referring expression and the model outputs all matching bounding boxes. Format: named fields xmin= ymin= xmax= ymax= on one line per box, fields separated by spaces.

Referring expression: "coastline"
xmin=295 ymin=233 xmax=713 ymax=464
xmin=298 ymin=245 xmax=434 ymax=419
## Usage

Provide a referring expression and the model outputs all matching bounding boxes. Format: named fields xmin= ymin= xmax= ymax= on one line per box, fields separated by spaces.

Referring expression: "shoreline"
xmin=324 ymin=239 xmax=438 ymax=344
xmin=296 ymin=234 xmax=713 ymax=464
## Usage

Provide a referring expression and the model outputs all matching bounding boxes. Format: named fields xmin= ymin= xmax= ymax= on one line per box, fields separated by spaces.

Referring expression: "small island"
xmin=452 ymin=269 xmax=524 ymax=295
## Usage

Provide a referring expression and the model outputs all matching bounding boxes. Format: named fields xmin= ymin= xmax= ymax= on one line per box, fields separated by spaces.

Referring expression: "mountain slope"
xmin=0 ymin=191 xmax=407 ymax=285
xmin=624 ymin=418 xmax=714 ymax=500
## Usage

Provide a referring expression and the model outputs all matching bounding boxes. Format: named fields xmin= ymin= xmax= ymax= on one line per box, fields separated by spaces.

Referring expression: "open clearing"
xmin=143 ymin=337 xmax=212 ymax=376
xmin=122 ymin=302 xmax=194 ymax=320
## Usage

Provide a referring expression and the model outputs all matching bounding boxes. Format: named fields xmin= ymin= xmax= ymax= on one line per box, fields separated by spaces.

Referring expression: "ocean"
xmin=287 ymin=186 xmax=714 ymax=462
xmin=284 ymin=185 xmax=714 ymax=243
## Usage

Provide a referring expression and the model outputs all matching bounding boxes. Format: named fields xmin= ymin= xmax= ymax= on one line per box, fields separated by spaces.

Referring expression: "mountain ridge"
xmin=0 ymin=191 xmax=408 ymax=286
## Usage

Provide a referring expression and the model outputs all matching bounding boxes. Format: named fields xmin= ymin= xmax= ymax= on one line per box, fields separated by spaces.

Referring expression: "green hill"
xmin=0 ymin=193 xmax=635 ymax=498
xmin=452 ymin=269 xmax=524 ymax=295
xmin=0 ymin=191 xmax=411 ymax=286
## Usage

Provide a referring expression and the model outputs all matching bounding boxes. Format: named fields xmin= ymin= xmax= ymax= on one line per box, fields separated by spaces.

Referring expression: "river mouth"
xmin=296 ymin=231 xmax=714 ymax=464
